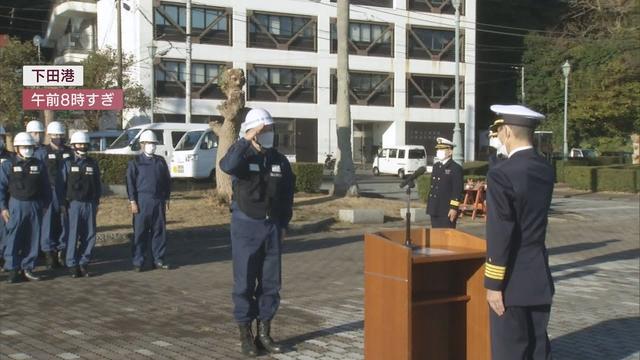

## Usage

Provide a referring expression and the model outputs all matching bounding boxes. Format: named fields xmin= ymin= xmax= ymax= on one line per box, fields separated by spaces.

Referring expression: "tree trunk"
xmin=332 ymin=0 xmax=359 ymax=197
xmin=211 ymin=69 xmax=248 ymax=202
xmin=632 ymin=134 xmax=640 ymax=165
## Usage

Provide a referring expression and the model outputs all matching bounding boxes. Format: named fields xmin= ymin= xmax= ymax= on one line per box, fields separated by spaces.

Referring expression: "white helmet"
xmin=14 ymin=132 xmax=36 ymax=146
xmin=26 ymin=120 xmax=45 ymax=133
xmin=47 ymin=121 xmax=66 ymax=135
xmin=240 ymin=108 xmax=274 ymax=137
xmin=70 ymin=131 xmax=90 ymax=145
xmin=139 ymin=130 xmax=158 ymax=143
xmin=0 ymin=125 xmax=6 ymax=135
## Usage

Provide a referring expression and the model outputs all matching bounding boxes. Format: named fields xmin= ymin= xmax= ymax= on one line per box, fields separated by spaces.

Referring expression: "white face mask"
xmin=497 ymin=144 xmax=509 ymax=157
xmin=144 ymin=143 xmax=157 ymax=155
xmin=20 ymin=147 xmax=34 ymax=158
xmin=436 ymin=149 xmax=447 ymax=162
xmin=257 ymin=132 xmax=274 ymax=149
xmin=489 ymin=137 xmax=502 ymax=150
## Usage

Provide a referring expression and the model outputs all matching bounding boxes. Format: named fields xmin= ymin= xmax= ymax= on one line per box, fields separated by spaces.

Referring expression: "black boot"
xmin=6 ymin=270 xmax=21 ymax=283
xmin=79 ymin=265 xmax=90 ymax=278
xmin=238 ymin=323 xmax=258 ymax=357
xmin=256 ymin=320 xmax=282 ymax=354
xmin=45 ymin=251 xmax=56 ymax=270
xmin=23 ymin=270 xmax=41 ymax=281
xmin=70 ymin=266 xmax=80 ymax=278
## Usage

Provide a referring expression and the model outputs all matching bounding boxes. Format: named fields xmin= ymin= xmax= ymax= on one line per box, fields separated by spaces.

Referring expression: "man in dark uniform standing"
xmin=0 ymin=125 xmax=15 ymax=270
xmin=41 ymin=121 xmax=74 ymax=269
xmin=484 ymin=105 xmax=554 ymax=360
xmin=126 ymin=130 xmax=172 ymax=272
xmin=220 ymin=108 xmax=295 ymax=357
xmin=426 ymin=137 xmax=463 ymax=228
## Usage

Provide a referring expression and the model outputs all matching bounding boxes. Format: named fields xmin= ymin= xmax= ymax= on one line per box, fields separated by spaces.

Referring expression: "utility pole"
xmin=521 ymin=66 xmax=525 ymax=104
xmin=451 ymin=0 xmax=463 ymax=164
xmin=185 ymin=0 xmax=192 ymax=123
xmin=332 ymin=0 xmax=358 ymax=197
xmin=116 ymin=0 xmax=124 ymax=128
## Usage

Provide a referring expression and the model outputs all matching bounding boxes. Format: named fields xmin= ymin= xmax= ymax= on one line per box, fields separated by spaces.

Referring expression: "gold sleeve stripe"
xmin=450 ymin=200 xmax=460 ymax=206
xmin=485 ymin=270 xmax=505 ymax=280
xmin=485 ymin=268 xmax=505 ymax=277
xmin=485 ymin=263 xmax=506 ymax=272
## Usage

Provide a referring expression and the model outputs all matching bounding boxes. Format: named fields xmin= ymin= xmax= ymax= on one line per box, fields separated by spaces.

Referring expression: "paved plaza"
xmin=0 ymin=191 xmax=638 ymax=359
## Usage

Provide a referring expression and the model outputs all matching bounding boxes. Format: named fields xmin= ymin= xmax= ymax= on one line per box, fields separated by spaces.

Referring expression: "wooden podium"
xmin=364 ymin=228 xmax=490 ymax=360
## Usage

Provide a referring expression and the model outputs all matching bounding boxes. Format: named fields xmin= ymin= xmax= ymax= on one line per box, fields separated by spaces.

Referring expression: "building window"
xmin=330 ymin=20 xmax=393 ymax=57
xmin=154 ymin=3 xmax=231 ymax=45
xmin=406 ymin=74 xmax=463 ymax=109
xmin=331 ymin=71 xmax=394 ymax=107
xmin=155 ymin=60 xmax=229 ymax=99
xmin=247 ymin=65 xmax=317 ymax=103
xmin=248 ymin=11 xmax=316 ymax=52
xmin=330 ymin=0 xmax=393 ymax=8
xmin=407 ymin=26 xmax=460 ymax=61
xmin=407 ymin=0 xmax=464 ymax=15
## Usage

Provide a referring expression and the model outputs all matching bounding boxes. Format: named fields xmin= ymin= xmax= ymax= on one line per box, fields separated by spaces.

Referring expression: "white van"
xmin=170 ymin=128 xmax=218 ymax=179
xmin=372 ymin=145 xmax=428 ymax=178
xmin=103 ymin=123 xmax=209 ymax=162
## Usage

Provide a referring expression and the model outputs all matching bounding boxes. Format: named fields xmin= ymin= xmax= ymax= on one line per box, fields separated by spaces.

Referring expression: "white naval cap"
xmin=435 ymin=137 xmax=455 ymax=149
xmin=490 ymin=104 xmax=545 ymax=129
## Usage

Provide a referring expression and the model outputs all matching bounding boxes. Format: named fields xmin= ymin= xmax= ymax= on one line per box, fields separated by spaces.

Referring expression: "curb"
xmin=95 ymin=217 xmax=336 ymax=247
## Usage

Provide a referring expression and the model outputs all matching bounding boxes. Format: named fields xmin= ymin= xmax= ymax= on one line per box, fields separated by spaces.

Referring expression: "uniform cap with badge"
xmin=489 ymin=105 xmax=545 ymax=132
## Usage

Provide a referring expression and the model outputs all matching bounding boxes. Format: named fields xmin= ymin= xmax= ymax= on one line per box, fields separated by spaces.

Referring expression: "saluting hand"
xmin=130 ymin=201 xmax=139 ymax=214
xmin=244 ymin=123 xmax=264 ymax=141
xmin=487 ymin=289 xmax=505 ymax=316
xmin=1 ymin=209 xmax=9 ymax=224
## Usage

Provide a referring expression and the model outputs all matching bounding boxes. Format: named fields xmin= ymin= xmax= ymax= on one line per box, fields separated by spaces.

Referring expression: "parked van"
xmin=86 ymin=130 xmax=122 ymax=152
xmin=372 ymin=145 xmax=428 ymax=178
xmin=170 ymin=128 xmax=218 ymax=179
xmin=103 ymin=123 xmax=209 ymax=162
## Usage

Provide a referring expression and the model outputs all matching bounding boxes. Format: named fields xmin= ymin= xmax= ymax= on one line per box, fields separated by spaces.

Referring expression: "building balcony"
xmin=53 ymin=32 xmax=94 ymax=64
xmin=45 ymin=0 xmax=97 ymax=42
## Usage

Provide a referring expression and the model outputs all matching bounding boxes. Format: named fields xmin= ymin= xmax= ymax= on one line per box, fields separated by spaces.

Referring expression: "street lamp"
xmin=451 ymin=0 xmax=463 ymax=164
xmin=562 ymin=60 xmax=571 ymax=160
xmin=148 ymin=45 xmax=157 ymax=123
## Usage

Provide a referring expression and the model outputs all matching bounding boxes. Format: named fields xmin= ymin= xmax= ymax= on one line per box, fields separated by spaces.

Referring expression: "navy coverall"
xmin=220 ymin=138 xmax=295 ymax=324
xmin=0 ymin=156 xmax=51 ymax=271
xmin=0 ymin=150 xmax=15 ymax=259
xmin=126 ymin=154 xmax=171 ymax=267
xmin=62 ymin=155 xmax=101 ymax=268
xmin=41 ymin=145 xmax=74 ymax=253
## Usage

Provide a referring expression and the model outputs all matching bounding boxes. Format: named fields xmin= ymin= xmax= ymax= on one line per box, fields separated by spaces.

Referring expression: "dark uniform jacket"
xmin=125 ymin=154 xmax=171 ymax=202
xmin=426 ymin=159 xmax=463 ymax=216
xmin=219 ymin=138 xmax=295 ymax=230
xmin=484 ymin=148 xmax=555 ymax=306
xmin=0 ymin=150 xmax=15 ymax=165
xmin=44 ymin=145 xmax=74 ymax=200
xmin=0 ymin=156 xmax=51 ymax=210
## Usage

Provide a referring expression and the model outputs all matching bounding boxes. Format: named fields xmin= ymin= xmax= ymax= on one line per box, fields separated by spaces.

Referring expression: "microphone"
xmin=399 ymin=166 xmax=426 ymax=188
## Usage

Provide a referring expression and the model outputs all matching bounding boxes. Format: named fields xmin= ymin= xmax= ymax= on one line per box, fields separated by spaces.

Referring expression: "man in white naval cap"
xmin=220 ymin=108 xmax=295 ymax=357
xmin=426 ymin=137 xmax=464 ymax=228
xmin=484 ymin=105 xmax=554 ymax=360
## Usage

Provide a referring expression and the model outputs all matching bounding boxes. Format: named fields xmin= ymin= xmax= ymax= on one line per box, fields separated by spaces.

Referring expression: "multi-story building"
xmin=46 ymin=0 xmax=476 ymax=163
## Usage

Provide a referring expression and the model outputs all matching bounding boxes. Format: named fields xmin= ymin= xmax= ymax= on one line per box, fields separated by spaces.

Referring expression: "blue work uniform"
xmin=126 ymin=154 xmax=171 ymax=267
xmin=0 ymin=156 xmax=51 ymax=271
xmin=62 ymin=155 xmax=101 ymax=268
xmin=41 ymin=144 xmax=74 ymax=253
xmin=426 ymin=158 xmax=463 ymax=228
xmin=220 ymin=138 xmax=295 ymax=325
xmin=485 ymin=148 xmax=555 ymax=360
xmin=0 ymin=150 xmax=15 ymax=262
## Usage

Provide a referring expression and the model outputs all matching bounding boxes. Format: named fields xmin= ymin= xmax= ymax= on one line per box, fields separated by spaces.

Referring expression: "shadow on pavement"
xmin=550 ymin=248 xmax=639 ymax=274
xmin=548 ymin=239 xmax=621 ymax=256
xmin=280 ymin=320 xmax=364 ymax=352
xmin=552 ymin=317 xmax=640 ymax=360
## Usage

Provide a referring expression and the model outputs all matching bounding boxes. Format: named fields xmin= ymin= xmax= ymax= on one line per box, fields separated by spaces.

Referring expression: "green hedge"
xmin=417 ymin=175 xmax=432 ymax=202
xmin=564 ymin=166 xmax=599 ymax=191
xmin=596 ymin=168 xmax=638 ymax=193
xmin=90 ymin=152 xmax=134 ymax=185
xmin=463 ymin=161 xmax=489 ymax=176
xmin=554 ymin=159 xmax=588 ymax=183
xmin=464 ymin=175 xmax=486 ymax=182
xmin=291 ymin=162 xmax=323 ymax=193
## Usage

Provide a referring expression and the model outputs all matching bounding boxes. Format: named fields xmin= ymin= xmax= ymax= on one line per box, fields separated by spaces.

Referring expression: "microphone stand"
xmin=403 ymin=179 xmax=416 ymax=248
